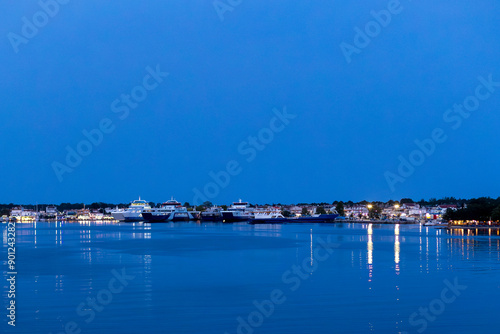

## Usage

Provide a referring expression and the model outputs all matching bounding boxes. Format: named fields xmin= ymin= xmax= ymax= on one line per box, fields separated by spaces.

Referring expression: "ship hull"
xmin=200 ymin=214 xmax=223 ymax=222
xmin=123 ymin=217 xmax=145 ymax=222
xmin=222 ymin=212 xmax=251 ymax=222
xmin=289 ymin=214 xmax=340 ymax=223
xmin=111 ymin=212 xmax=125 ymax=221
xmin=122 ymin=212 xmax=145 ymax=222
xmin=249 ymin=218 xmax=289 ymax=224
xmin=169 ymin=213 xmax=191 ymax=222
xmin=249 ymin=214 xmax=339 ymax=225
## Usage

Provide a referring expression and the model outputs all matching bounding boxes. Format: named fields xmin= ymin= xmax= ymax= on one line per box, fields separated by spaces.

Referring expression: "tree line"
xmin=442 ymin=197 xmax=500 ymax=222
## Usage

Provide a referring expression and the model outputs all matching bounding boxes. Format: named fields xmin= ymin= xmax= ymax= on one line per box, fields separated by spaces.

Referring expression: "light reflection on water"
xmin=2 ymin=221 xmax=500 ymax=333
xmin=394 ymin=224 xmax=400 ymax=273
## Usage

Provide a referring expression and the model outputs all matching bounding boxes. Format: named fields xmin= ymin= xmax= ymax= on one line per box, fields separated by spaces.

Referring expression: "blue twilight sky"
xmin=1 ymin=0 xmax=499 ymax=205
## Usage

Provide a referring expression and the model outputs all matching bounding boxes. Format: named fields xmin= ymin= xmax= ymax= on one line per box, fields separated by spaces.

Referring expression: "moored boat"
xmin=423 ymin=220 xmax=444 ymax=226
xmin=200 ymin=206 xmax=223 ymax=222
xmin=249 ymin=212 xmax=289 ymax=224
xmin=142 ymin=198 xmax=196 ymax=222
xmin=222 ymin=199 xmax=254 ymax=222
xmin=289 ymin=213 xmax=339 ymax=223
xmin=249 ymin=212 xmax=340 ymax=225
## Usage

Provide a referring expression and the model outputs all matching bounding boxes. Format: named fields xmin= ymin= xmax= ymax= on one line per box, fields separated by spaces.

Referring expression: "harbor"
xmin=3 ymin=198 xmax=499 ymax=227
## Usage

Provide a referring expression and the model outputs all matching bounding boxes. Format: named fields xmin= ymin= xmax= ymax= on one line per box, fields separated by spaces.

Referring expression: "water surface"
xmin=2 ymin=221 xmax=500 ymax=333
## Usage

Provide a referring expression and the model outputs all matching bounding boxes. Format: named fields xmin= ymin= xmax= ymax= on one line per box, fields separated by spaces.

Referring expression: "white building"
xmin=45 ymin=206 xmax=58 ymax=215
xmin=10 ymin=207 xmax=37 ymax=221
xmin=345 ymin=205 xmax=369 ymax=218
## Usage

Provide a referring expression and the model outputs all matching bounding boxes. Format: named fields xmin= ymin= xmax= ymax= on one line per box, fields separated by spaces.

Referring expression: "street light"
xmin=394 ymin=204 xmax=400 ymax=221
xmin=367 ymin=204 xmax=372 ymax=220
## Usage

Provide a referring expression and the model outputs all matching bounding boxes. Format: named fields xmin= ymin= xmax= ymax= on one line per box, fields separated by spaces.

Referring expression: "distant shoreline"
xmin=445 ymin=225 xmax=500 ymax=230
xmin=336 ymin=219 xmax=417 ymax=224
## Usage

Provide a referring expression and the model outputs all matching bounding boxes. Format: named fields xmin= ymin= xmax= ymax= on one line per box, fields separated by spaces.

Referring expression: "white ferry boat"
xmin=222 ymin=199 xmax=254 ymax=222
xmin=142 ymin=198 xmax=196 ymax=222
xmin=111 ymin=198 xmax=151 ymax=222
xmin=249 ymin=212 xmax=288 ymax=224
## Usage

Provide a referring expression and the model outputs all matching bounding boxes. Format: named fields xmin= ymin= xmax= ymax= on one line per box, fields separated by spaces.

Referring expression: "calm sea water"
xmin=1 ymin=221 xmax=500 ymax=333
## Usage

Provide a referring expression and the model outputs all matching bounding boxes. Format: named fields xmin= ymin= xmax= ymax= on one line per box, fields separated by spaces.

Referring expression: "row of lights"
xmin=366 ymin=204 xmax=400 ymax=209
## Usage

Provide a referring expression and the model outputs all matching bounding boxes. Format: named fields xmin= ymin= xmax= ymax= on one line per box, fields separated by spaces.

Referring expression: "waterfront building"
xmin=10 ymin=206 xmax=37 ymax=221
xmin=289 ymin=206 xmax=303 ymax=216
xmin=90 ymin=210 xmax=104 ymax=220
xmin=63 ymin=210 xmax=78 ymax=220
xmin=345 ymin=205 xmax=369 ymax=218
xmin=45 ymin=205 xmax=58 ymax=215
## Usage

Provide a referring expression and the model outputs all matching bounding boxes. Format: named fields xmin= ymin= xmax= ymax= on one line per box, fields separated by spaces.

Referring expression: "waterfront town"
xmin=2 ymin=197 xmax=500 ymax=226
